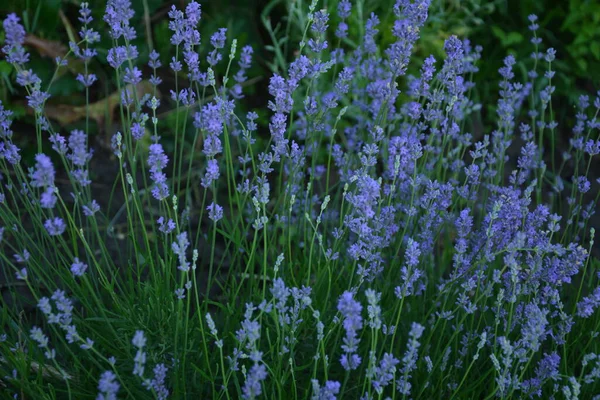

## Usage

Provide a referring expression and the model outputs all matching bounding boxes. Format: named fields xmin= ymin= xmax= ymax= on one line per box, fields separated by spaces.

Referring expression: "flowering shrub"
xmin=1 ymin=0 xmax=600 ymax=399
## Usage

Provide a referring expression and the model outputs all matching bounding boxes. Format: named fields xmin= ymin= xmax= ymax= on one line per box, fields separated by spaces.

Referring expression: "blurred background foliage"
xmin=1 ymin=0 xmax=599 ymax=155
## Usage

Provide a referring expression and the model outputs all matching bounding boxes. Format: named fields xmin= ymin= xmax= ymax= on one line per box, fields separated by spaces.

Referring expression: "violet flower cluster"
xmin=1 ymin=0 xmax=600 ymax=399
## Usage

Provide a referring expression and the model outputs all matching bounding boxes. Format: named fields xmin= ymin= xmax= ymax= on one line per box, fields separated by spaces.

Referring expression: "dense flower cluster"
xmin=0 ymin=0 xmax=599 ymax=399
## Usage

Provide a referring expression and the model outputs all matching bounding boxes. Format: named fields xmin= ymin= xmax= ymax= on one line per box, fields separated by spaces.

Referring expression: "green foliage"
xmin=561 ymin=0 xmax=600 ymax=74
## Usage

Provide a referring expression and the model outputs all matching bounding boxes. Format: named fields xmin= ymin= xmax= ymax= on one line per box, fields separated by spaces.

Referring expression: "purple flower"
xmin=104 ymin=0 xmax=136 ymax=41
xmin=337 ymin=291 xmax=363 ymax=370
xmin=83 ymin=200 xmax=100 ymax=216
xmin=70 ymin=41 xmax=97 ymax=61
xmin=239 ymin=45 xmax=253 ymax=70
xmin=15 ymin=268 xmax=27 ymax=280
xmin=44 ymin=218 xmax=66 ymax=236
xmin=72 ymin=169 xmax=91 ymax=187
xmin=185 ymin=1 xmax=202 ymax=26
xmin=521 ymin=353 xmax=560 ymax=397
xmin=30 ymin=326 xmax=48 ymax=347
xmin=108 ymin=45 xmax=138 ymax=69
xmin=2 ymin=14 xmax=29 ymax=64
xmin=97 ymin=370 xmax=120 ymax=400
xmin=76 ymin=73 xmax=97 ymax=87
xmin=78 ymin=2 xmax=93 ymax=25
xmin=132 ymin=330 xmax=147 ymax=377
xmin=338 ymin=0 xmax=352 ymax=19
xmin=40 ymin=187 xmax=57 ymax=209
xmin=575 ymin=176 xmax=590 ymax=194
xmin=16 ymin=70 xmax=41 ymax=86
xmin=132 ymin=330 xmax=146 ymax=348
xmin=521 ymin=303 xmax=548 ymax=352
xmin=242 ymin=363 xmax=267 ymax=399
xmin=202 ymin=158 xmax=220 ymax=188
xmin=373 ymin=353 xmax=400 ymax=394
xmin=26 ymin=88 xmax=51 ymax=113
xmin=131 ymin=122 xmax=145 ymax=141
xmin=68 ymin=129 xmax=92 ymax=166
xmin=80 ymin=337 xmax=94 ymax=350
xmin=0 ymin=101 xmax=14 ymax=138
xmin=148 ymin=50 xmax=161 ymax=69
xmin=362 ymin=13 xmax=380 ymax=55
xmin=29 ymin=154 xmax=55 ymax=187
xmin=577 ymin=287 xmax=600 ymax=318
xmin=312 ymin=380 xmax=341 ymax=400
xmin=210 ymin=28 xmax=227 ymax=49
xmin=148 ymin=143 xmax=170 ymax=201
xmin=146 ymin=363 xmax=169 ymax=400
xmin=123 ymin=67 xmax=142 ymax=85
xmin=172 ymin=232 xmax=190 ymax=272
xmin=206 ymin=28 xmax=227 ymax=66
xmin=14 ymin=249 xmax=30 ymax=263
xmin=308 ymin=10 xmax=329 ymax=53
xmin=0 ymin=102 xmax=21 ymax=164
xmin=311 ymin=10 xmax=329 ymax=35
xmin=397 ymin=322 xmax=425 ymax=396
xmin=232 ymin=46 xmax=254 ymax=98
xmin=195 ymin=101 xmax=226 ymax=136
xmin=335 ymin=21 xmax=348 ymax=39
xmin=335 ymin=1 xmax=352 ymax=39
xmin=107 ymin=46 xmax=127 ymax=68
xmin=157 ymin=217 xmax=176 ymax=234
xmin=71 ymin=258 xmax=88 ymax=277
xmin=365 ymin=289 xmax=382 ymax=329
xmin=207 ymin=202 xmax=223 ymax=222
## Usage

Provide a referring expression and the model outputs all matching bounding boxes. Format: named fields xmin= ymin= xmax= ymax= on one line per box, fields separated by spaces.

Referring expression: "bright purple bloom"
xmin=185 ymin=1 xmax=202 ymax=26
xmin=202 ymin=159 xmax=220 ymax=188
xmin=145 ymin=363 xmax=169 ymax=400
xmin=40 ymin=187 xmax=57 ymax=209
xmin=157 ymin=217 xmax=176 ymax=234
xmin=397 ymin=322 xmax=425 ymax=396
xmin=312 ymin=380 xmax=341 ymax=400
xmin=104 ymin=0 xmax=136 ymax=41
xmin=107 ymin=45 xmax=138 ymax=69
xmin=2 ymin=14 xmax=29 ymax=64
xmin=107 ymin=46 xmax=127 ymax=68
xmin=16 ymin=70 xmax=41 ymax=86
xmin=148 ymin=143 xmax=169 ymax=201
xmin=242 ymin=363 xmax=267 ymax=399
xmin=373 ymin=353 xmax=400 ymax=394
xmin=26 ymin=89 xmax=51 ymax=113
xmin=76 ymin=73 xmax=97 ymax=87
xmin=148 ymin=50 xmax=161 ymax=69
xmin=71 ymin=258 xmax=88 ymax=277
xmin=210 ymin=28 xmax=227 ymax=49
xmin=44 ymin=218 xmax=66 ymax=236
xmin=335 ymin=0 xmax=352 ymax=39
xmin=338 ymin=0 xmax=352 ymax=19
xmin=308 ymin=10 xmax=329 ymax=53
xmin=123 ymin=67 xmax=142 ymax=85
xmin=577 ymin=287 xmax=600 ymax=318
xmin=207 ymin=202 xmax=223 ymax=222
xmin=337 ymin=291 xmax=363 ymax=371
xmin=68 ymin=129 xmax=92 ymax=166
xmin=83 ymin=200 xmax=100 ymax=217
xmin=30 ymin=154 xmax=55 ymax=188
xmin=97 ymin=370 xmax=120 ymax=400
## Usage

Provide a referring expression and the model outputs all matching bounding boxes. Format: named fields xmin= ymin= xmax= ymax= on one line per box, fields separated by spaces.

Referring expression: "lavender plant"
xmin=1 ymin=0 xmax=599 ymax=399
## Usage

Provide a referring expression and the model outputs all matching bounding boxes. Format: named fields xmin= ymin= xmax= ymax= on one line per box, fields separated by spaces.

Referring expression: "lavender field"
xmin=1 ymin=0 xmax=600 ymax=398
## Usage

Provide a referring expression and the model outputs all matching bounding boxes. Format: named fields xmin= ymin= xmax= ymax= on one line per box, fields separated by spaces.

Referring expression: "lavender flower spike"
xmin=337 ymin=291 xmax=363 ymax=371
